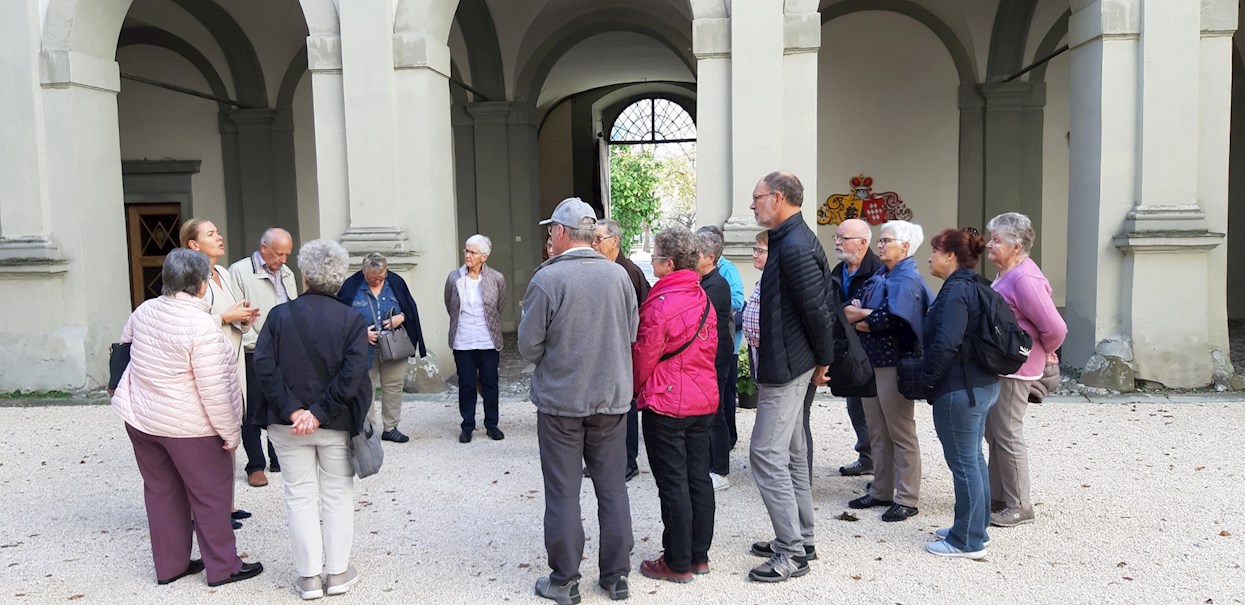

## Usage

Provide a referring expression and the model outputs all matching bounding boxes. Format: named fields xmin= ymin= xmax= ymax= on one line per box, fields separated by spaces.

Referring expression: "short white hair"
xmin=881 ymin=220 xmax=924 ymax=258
xmin=299 ymin=240 xmax=350 ymax=294
xmin=465 ymin=234 xmax=492 ymax=256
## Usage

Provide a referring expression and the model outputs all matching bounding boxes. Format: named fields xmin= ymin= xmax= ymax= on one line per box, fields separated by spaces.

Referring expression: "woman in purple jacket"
xmin=985 ymin=213 xmax=1068 ymax=528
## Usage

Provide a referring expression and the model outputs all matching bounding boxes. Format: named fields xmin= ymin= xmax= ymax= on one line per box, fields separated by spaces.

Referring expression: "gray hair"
xmin=299 ymin=240 xmax=350 ymax=294
xmin=260 ymin=227 xmax=291 ymax=247
xmin=161 ymin=249 xmax=211 ymax=296
xmin=986 ymin=212 xmax=1036 ymax=254
xmin=881 ymin=220 xmax=925 ymax=259
xmin=598 ymin=218 xmax=623 ymax=240
xmin=654 ymin=226 xmax=701 ymax=272
xmin=763 ymin=170 xmax=805 ymax=207
xmin=465 ymin=234 xmax=492 ymax=256
xmin=695 ymin=229 xmax=724 ymax=263
xmin=564 ymin=224 xmax=595 ymax=246
xmin=362 ymin=252 xmax=387 ymax=273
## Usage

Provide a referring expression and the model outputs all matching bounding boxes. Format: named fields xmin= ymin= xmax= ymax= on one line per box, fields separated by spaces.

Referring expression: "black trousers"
xmin=846 ymin=396 xmax=873 ymax=464
xmin=643 ymin=410 xmax=715 ymax=573
xmin=537 ymin=412 xmax=633 ymax=586
xmin=454 ymin=349 xmax=500 ymax=431
xmin=708 ymin=357 xmax=738 ymax=475
xmin=242 ymin=351 xmax=278 ymax=473
xmin=626 ymin=399 xmax=639 ymax=471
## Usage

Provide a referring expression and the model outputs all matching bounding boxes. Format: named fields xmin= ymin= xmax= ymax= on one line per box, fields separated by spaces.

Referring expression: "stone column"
xmin=506 ymin=102 xmax=541 ymax=324
xmin=980 ymin=81 xmax=1047 ymax=262
xmin=782 ymin=8 xmax=821 ymax=231
xmin=1198 ymin=2 xmax=1237 ymax=368
xmin=957 ymin=85 xmax=986 ymax=233
xmin=307 ymin=34 xmax=350 ymax=243
xmin=692 ymin=16 xmax=731 ymax=229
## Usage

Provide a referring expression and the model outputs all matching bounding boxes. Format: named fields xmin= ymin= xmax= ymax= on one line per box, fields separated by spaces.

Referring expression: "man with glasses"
xmin=744 ymin=171 xmax=837 ymax=583
xmin=520 ymin=198 xmax=639 ymax=603
xmin=830 ymin=219 xmax=884 ymax=478
xmin=592 ymin=218 xmax=649 ymax=481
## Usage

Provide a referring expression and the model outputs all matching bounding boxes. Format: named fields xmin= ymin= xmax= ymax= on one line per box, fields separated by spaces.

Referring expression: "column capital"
xmin=1069 ymin=0 xmax=1140 ymax=49
xmin=693 ymin=18 xmax=731 ymax=59
xmin=466 ymin=101 xmax=511 ymax=124
xmin=1201 ymin=0 xmax=1237 ymax=35
xmin=722 ymin=219 xmax=763 ymax=260
xmin=783 ymin=13 xmax=821 ymax=55
xmin=339 ymin=226 xmax=420 ymax=271
xmin=308 ymin=35 xmax=342 ymax=73
xmin=39 ymin=50 xmax=120 ymax=93
xmin=980 ymin=80 xmax=1045 ymax=109
xmin=220 ymin=108 xmax=278 ymax=133
xmin=393 ymin=32 xmax=451 ymax=76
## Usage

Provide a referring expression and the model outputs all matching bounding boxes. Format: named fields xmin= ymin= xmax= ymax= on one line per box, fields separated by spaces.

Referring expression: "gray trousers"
xmin=862 ymin=366 xmax=921 ymax=507
xmin=986 ymin=377 xmax=1032 ymax=509
xmin=750 ymin=369 xmax=816 ymax=557
xmin=537 ymin=412 xmax=633 ymax=586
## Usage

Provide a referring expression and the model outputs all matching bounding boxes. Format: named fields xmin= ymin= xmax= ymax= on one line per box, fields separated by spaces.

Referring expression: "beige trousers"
xmin=986 ymin=377 xmax=1032 ymax=509
xmin=368 ymin=357 xmax=407 ymax=432
xmin=862 ymin=366 xmax=921 ymax=507
xmin=267 ymin=424 xmax=355 ymax=577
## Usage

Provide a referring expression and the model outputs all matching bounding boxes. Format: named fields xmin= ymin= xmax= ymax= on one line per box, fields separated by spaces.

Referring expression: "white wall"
xmin=293 ymin=72 xmax=319 ymax=242
xmin=1040 ymin=49 xmax=1070 ymax=307
xmin=536 ymin=32 xmax=694 ymax=109
xmin=817 ymin=11 xmax=960 ymax=284
xmin=538 ymin=101 xmax=574 ymax=222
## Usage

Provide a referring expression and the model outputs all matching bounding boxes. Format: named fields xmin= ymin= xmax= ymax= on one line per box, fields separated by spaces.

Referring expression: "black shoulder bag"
xmin=660 ymin=300 xmax=712 ymax=361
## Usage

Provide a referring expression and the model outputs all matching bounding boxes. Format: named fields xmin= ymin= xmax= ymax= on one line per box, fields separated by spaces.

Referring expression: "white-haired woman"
xmin=444 ymin=234 xmax=507 ymax=443
xmin=843 ymin=220 xmax=934 ymax=523
xmin=254 ymin=240 xmax=373 ymax=599
xmin=985 ymin=213 xmax=1067 ymax=528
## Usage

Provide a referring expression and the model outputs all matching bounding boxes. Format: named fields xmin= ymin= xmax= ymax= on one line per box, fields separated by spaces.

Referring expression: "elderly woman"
xmin=985 ymin=213 xmax=1067 ymax=528
xmin=336 ymin=252 xmax=426 ymax=443
xmin=181 ymin=218 xmax=264 ymax=501
xmin=445 ymin=234 xmax=507 ymax=443
xmin=919 ymin=228 xmax=1002 ymax=559
xmin=633 ymin=226 xmax=719 ymax=583
xmin=111 ymin=249 xmax=264 ymax=587
xmin=254 ymin=240 xmax=373 ymax=599
xmin=739 ymin=231 xmax=768 ymax=413
xmin=843 ymin=220 xmax=933 ymax=522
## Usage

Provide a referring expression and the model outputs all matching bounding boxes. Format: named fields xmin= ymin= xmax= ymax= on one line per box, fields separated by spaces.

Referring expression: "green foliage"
xmin=609 ymin=146 xmax=661 ymax=256
xmin=0 ymin=389 xmax=73 ymax=399
xmin=736 ymin=343 xmax=757 ymax=396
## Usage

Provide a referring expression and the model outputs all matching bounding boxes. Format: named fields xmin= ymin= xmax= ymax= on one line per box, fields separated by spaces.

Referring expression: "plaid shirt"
xmin=743 ymin=283 xmax=761 ymax=348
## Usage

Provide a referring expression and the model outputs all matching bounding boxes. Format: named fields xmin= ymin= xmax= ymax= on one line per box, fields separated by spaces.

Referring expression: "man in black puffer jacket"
xmin=745 ymin=171 xmax=837 ymax=584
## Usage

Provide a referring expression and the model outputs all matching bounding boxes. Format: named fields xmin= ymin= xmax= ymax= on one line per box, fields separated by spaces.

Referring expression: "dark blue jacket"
xmin=253 ymin=292 xmax=373 ymax=435
xmin=757 ymin=213 xmax=837 ymax=385
xmin=337 ymin=270 xmax=427 ymax=358
xmin=920 ymin=268 xmax=999 ymax=400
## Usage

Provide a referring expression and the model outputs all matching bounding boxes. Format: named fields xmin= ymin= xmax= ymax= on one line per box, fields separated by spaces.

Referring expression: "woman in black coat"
xmin=919 ymin=228 xmax=1001 ymax=560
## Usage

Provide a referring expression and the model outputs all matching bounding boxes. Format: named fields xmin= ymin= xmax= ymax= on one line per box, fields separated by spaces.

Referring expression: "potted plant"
xmin=737 ymin=343 xmax=758 ymax=409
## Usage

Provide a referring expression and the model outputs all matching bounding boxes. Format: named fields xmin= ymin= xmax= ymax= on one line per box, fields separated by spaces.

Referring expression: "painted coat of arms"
xmin=817 ymin=175 xmax=914 ymax=225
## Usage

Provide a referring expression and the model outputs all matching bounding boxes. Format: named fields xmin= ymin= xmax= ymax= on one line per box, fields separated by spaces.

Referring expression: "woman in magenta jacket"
xmin=633 ymin=226 xmax=720 ymax=584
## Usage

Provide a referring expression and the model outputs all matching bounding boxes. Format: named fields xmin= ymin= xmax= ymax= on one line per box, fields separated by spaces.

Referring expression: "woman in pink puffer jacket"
xmin=632 ymin=226 xmax=719 ymax=584
xmin=111 ymin=249 xmax=263 ymax=588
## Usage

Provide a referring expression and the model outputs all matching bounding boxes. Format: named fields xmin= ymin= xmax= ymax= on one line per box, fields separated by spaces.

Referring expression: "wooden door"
xmin=124 ymin=203 xmax=182 ymax=309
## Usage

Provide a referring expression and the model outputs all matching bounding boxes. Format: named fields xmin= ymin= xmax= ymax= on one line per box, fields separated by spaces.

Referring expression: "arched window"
xmin=609 ymin=98 xmax=696 ymax=143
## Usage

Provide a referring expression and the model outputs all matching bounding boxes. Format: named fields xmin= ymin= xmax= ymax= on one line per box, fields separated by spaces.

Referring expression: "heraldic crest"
xmin=817 ymin=175 xmax=914 ymax=225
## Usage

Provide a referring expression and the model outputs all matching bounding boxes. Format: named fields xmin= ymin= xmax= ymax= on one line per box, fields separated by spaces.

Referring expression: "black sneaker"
xmin=838 ymin=460 xmax=874 ymax=476
xmin=624 ymin=466 xmax=640 ymax=482
xmin=487 ymin=428 xmax=505 ymax=441
xmin=600 ymin=575 xmax=629 ymax=601
xmin=381 ymin=428 xmax=410 ymax=443
xmin=535 ymin=576 xmax=581 ymax=605
xmin=459 ymin=429 xmax=472 ymax=443
xmin=881 ymin=504 xmax=919 ymax=522
xmin=749 ymin=541 xmax=817 ymax=562
xmin=748 ymin=553 xmax=809 ymax=583
xmin=207 ymin=561 xmax=264 ymax=587
xmin=848 ymin=494 xmax=893 ymax=509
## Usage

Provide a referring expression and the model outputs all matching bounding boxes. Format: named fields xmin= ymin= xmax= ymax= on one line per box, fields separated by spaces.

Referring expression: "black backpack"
xmin=964 ymin=274 xmax=1032 ymax=376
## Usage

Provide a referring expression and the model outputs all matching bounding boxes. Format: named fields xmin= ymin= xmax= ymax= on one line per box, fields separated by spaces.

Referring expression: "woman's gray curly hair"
xmin=654 ymin=226 xmax=701 ymax=272
xmin=298 ymin=240 xmax=350 ymax=294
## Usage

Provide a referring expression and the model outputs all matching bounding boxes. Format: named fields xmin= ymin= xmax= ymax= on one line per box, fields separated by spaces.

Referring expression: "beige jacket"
xmin=207 ymin=265 xmax=248 ymax=401
xmin=228 ymin=253 xmax=298 ymax=350
xmin=111 ymin=293 xmax=243 ymax=448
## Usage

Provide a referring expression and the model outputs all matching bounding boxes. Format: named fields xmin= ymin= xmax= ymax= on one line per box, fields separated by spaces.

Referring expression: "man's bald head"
xmin=839 ymin=219 xmax=871 ymax=241
xmin=259 ymin=228 xmax=293 ymax=271
xmin=834 ymin=219 xmax=872 ymax=267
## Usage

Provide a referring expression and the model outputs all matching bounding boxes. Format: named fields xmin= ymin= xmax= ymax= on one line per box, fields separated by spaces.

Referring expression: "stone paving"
xmin=1 ymin=392 xmax=1243 ymax=605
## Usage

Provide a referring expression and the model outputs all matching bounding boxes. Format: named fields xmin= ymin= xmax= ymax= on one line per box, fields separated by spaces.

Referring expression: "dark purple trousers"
xmin=125 ymin=423 xmax=242 ymax=584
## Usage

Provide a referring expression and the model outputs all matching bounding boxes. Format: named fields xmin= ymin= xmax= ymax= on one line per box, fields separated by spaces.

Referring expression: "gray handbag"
xmin=370 ymin=301 xmax=416 ymax=361
xmin=348 ymin=419 xmax=384 ymax=478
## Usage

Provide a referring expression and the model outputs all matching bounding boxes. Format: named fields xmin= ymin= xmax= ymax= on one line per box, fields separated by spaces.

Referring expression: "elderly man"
xmin=745 ymin=171 xmax=836 ymax=583
xmin=229 ymin=227 xmax=298 ymax=488
xmin=520 ymin=198 xmax=638 ymax=604
xmin=831 ymin=218 xmax=884 ymax=477
xmin=592 ymin=218 xmax=649 ymax=481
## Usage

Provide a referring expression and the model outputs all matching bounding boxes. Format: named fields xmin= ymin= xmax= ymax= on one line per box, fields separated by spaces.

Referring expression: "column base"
xmin=0 ymin=237 xmax=69 ymax=277
xmin=339 ymin=226 xmax=420 ymax=271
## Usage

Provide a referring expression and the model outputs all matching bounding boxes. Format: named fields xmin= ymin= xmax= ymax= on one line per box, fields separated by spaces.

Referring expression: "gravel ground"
xmin=1 ymin=396 xmax=1242 ymax=605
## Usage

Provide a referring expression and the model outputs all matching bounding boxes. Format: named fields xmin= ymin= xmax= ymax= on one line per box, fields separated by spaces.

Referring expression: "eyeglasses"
xmin=877 ymin=237 xmax=905 ymax=246
xmin=651 ymin=255 xmax=670 ymax=264
xmin=594 ymin=235 xmax=618 ymax=244
xmin=833 ymin=235 xmax=865 ymax=243
xmin=752 ymin=247 xmax=769 ymax=255
xmin=752 ymin=192 xmax=777 ymax=202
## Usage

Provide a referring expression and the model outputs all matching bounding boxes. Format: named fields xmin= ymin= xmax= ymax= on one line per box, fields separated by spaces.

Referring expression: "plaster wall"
xmin=816 ymin=11 xmax=960 ymax=285
xmin=292 ymin=73 xmax=320 ymax=242
xmin=536 ymin=33 xmax=694 ymax=109
xmin=116 ymin=45 xmax=228 ymax=238
xmin=1041 ymin=49 xmax=1070 ymax=307
xmin=538 ymin=101 xmax=574 ymax=221
xmin=123 ymin=0 xmax=236 ymax=97
xmin=1026 ymin=0 xmax=1070 ymax=63
xmin=206 ymin=0 xmax=308 ymax=104
xmin=449 ymin=18 xmax=473 ymax=90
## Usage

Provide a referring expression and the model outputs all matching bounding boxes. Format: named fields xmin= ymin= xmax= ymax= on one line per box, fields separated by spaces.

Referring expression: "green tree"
xmin=609 ymin=145 xmax=661 ymax=255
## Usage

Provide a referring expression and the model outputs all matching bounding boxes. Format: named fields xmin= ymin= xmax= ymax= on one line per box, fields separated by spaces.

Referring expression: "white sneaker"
xmin=295 ymin=575 xmax=324 ymax=600
xmin=934 ymin=527 xmax=990 ymax=546
xmin=710 ymin=473 xmax=730 ymax=492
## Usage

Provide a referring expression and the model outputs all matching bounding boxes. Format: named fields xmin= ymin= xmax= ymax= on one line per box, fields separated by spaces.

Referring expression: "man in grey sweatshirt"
xmin=519 ymin=197 xmax=639 ymax=604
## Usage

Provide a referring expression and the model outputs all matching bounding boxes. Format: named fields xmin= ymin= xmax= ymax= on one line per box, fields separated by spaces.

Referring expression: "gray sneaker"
xmin=748 ymin=553 xmax=809 ymax=583
xmin=535 ymin=576 xmax=581 ymax=605
xmin=990 ymin=506 xmax=1035 ymax=527
xmin=294 ymin=575 xmax=323 ymax=600
xmin=600 ymin=575 xmax=629 ymax=600
xmin=324 ymin=565 xmax=359 ymax=596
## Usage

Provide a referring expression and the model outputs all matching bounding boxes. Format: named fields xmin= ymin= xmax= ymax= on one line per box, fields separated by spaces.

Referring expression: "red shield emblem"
xmin=861 ymin=197 xmax=887 ymax=225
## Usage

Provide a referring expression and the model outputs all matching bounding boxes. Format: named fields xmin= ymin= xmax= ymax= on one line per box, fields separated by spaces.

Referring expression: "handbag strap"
xmin=661 ymin=299 xmax=712 ymax=362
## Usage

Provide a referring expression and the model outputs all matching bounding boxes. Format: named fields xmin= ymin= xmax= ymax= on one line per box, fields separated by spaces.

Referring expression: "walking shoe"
xmin=207 ymin=561 xmax=264 ymax=587
xmin=926 ymin=539 xmax=988 ymax=559
xmin=625 ymin=466 xmax=640 ymax=482
xmin=295 ymin=575 xmax=324 ymax=600
xmin=231 ymin=509 xmax=252 ymax=520
xmin=459 ymin=429 xmax=472 ymax=443
xmin=157 ymin=559 xmax=204 ymax=585
xmin=848 ymin=494 xmax=893 ymax=509
xmin=268 ymin=462 xmax=281 ymax=473
xmin=247 ymin=470 xmax=268 ymax=487
xmin=710 ymin=472 xmax=730 ymax=492
xmin=381 ymin=428 xmax=409 ymax=443
xmin=991 ymin=499 xmax=1006 ymax=513
xmin=990 ymin=506 xmax=1035 ymax=527
xmin=748 ymin=553 xmax=809 ymax=583
xmin=535 ymin=576 xmax=581 ymax=605
xmin=232 ymin=520 xmax=243 ymax=530
xmin=881 ymin=504 xmax=919 ymax=522
xmin=325 ymin=565 xmax=359 ymax=595
xmin=839 ymin=460 xmax=874 ymax=476
xmin=691 ymin=561 xmax=710 ymax=575
xmin=487 ymin=428 xmax=505 ymax=440
xmin=934 ymin=527 xmax=990 ymax=547
xmin=600 ymin=575 xmax=629 ymax=600
xmin=749 ymin=541 xmax=817 ymax=562
xmin=639 ymin=556 xmax=693 ymax=583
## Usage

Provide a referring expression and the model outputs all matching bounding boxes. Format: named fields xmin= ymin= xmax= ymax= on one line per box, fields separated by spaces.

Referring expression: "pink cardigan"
xmin=991 ymin=257 xmax=1068 ymax=380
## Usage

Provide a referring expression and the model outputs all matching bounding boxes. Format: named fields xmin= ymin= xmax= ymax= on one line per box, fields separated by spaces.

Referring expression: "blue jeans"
xmin=931 ymin=382 xmax=1000 ymax=551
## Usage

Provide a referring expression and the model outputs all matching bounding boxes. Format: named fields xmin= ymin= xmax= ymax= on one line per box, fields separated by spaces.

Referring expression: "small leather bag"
xmin=369 ymin=301 xmax=416 ymax=361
